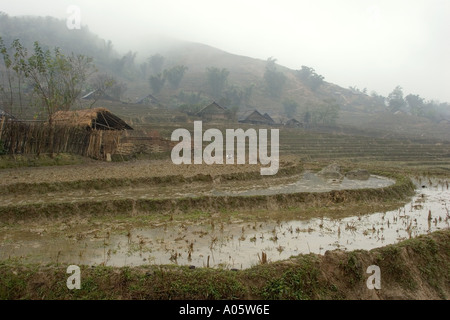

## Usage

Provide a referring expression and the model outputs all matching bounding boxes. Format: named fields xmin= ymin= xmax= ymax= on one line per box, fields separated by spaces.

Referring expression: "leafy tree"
xmin=0 ymin=38 xmax=30 ymax=116
xmin=307 ymin=101 xmax=340 ymax=126
xmin=23 ymin=42 xmax=95 ymax=116
xmin=89 ymin=74 xmax=127 ymax=102
xmin=303 ymin=110 xmax=312 ymax=128
xmin=405 ymin=94 xmax=424 ymax=116
xmin=164 ymin=65 xmax=188 ymax=89
xmin=229 ymin=105 xmax=240 ymax=121
xmin=282 ymin=99 xmax=298 ymax=118
xmin=296 ymin=66 xmax=324 ymax=91
xmin=0 ymin=38 xmax=14 ymax=115
xmin=178 ymin=91 xmax=203 ymax=105
xmin=139 ymin=61 xmax=148 ymax=79
xmin=148 ymin=54 xmax=165 ymax=75
xmin=370 ymin=91 xmax=386 ymax=107
xmin=112 ymin=51 xmax=137 ymax=78
xmin=149 ymin=73 xmax=165 ymax=94
xmin=387 ymin=85 xmax=406 ymax=112
xmin=322 ymin=102 xmax=340 ymax=125
xmin=2 ymin=40 xmax=95 ymax=155
xmin=177 ymin=103 xmax=203 ymax=115
xmin=206 ymin=67 xmax=229 ymax=98
xmin=264 ymin=57 xmax=286 ymax=98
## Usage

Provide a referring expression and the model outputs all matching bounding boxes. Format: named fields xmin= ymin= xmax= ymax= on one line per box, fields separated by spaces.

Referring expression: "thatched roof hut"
xmin=135 ymin=94 xmax=160 ymax=105
xmin=196 ymin=102 xmax=229 ymax=121
xmin=285 ymin=118 xmax=303 ymax=127
xmin=52 ymin=108 xmax=133 ymax=130
xmin=263 ymin=113 xmax=275 ymax=124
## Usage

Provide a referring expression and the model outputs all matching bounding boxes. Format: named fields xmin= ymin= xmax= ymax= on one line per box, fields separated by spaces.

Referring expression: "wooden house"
xmin=81 ymin=89 xmax=118 ymax=102
xmin=285 ymin=118 xmax=303 ymax=127
xmin=135 ymin=94 xmax=160 ymax=105
xmin=239 ymin=110 xmax=274 ymax=125
xmin=263 ymin=113 xmax=276 ymax=125
xmin=52 ymin=107 xmax=133 ymax=131
xmin=196 ymin=102 xmax=229 ymax=121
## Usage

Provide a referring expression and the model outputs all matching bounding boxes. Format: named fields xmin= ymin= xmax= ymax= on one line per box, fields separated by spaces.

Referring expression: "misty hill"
xmin=1 ymin=13 xmax=449 ymax=141
xmin=131 ymin=40 xmax=387 ymax=117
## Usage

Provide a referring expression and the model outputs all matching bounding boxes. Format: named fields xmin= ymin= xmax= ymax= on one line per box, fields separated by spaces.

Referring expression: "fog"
xmin=1 ymin=0 xmax=449 ymax=102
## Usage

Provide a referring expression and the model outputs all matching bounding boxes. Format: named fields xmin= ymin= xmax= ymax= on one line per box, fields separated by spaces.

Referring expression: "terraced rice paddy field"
xmin=1 ymin=122 xmax=449 ymax=300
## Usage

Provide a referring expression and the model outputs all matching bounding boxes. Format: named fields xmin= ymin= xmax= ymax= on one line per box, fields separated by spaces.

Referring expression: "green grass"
xmin=1 ymin=229 xmax=448 ymax=300
xmin=0 ymin=153 xmax=87 ymax=169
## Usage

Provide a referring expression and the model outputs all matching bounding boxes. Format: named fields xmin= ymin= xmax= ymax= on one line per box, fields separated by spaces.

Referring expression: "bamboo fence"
xmin=0 ymin=120 xmax=121 ymax=160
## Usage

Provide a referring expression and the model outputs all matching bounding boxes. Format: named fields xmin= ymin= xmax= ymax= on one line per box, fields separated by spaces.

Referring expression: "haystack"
xmin=52 ymin=108 xmax=133 ymax=130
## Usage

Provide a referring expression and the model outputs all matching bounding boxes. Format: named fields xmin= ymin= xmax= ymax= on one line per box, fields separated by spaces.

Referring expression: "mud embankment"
xmin=0 ymin=158 xmax=302 ymax=195
xmin=0 ymin=172 xmax=414 ymax=221
xmin=0 ymin=229 xmax=448 ymax=300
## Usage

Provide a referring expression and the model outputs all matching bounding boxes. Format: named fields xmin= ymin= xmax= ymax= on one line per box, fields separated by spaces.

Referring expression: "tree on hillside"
xmin=405 ymin=94 xmax=424 ymax=116
xmin=370 ymin=91 xmax=387 ymax=107
xmin=177 ymin=91 xmax=204 ymax=105
xmin=206 ymin=67 xmax=229 ymax=98
xmin=387 ymin=86 xmax=406 ymax=112
xmin=148 ymin=54 xmax=165 ymax=75
xmin=139 ymin=61 xmax=149 ymax=79
xmin=90 ymin=73 xmax=127 ymax=102
xmin=296 ymin=66 xmax=324 ymax=92
xmin=222 ymin=84 xmax=254 ymax=108
xmin=113 ymin=51 xmax=137 ymax=78
xmin=164 ymin=65 xmax=188 ymax=89
xmin=303 ymin=109 xmax=312 ymax=128
xmin=282 ymin=98 xmax=298 ymax=118
xmin=149 ymin=73 xmax=165 ymax=95
xmin=264 ymin=57 xmax=286 ymax=98
xmin=307 ymin=100 xmax=340 ymax=126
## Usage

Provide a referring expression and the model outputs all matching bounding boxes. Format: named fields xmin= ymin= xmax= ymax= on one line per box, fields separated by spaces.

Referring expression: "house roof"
xmin=52 ymin=107 xmax=133 ymax=130
xmin=136 ymin=94 xmax=160 ymax=104
xmin=238 ymin=110 xmax=273 ymax=124
xmin=263 ymin=113 xmax=275 ymax=123
xmin=196 ymin=102 xmax=228 ymax=115
xmin=81 ymin=89 xmax=117 ymax=101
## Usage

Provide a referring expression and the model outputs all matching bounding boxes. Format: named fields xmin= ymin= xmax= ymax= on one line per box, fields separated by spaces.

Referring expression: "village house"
xmin=52 ymin=107 xmax=133 ymax=160
xmin=52 ymin=107 xmax=133 ymax=130
xmin=81 ymin=89 xmax=118 ymax=102
xmin=135 ymin=93 xmax=160 ymax=106
xmin=196 ymin=102 xmax=229 ymax=122
xmin=239 ymin=110 xmax=275 ymax=125
xmin=285 ymin=118 xmax=303 ymax=127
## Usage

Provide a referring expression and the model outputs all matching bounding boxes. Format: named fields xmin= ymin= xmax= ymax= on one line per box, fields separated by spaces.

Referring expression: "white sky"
xmin=1 ymin=0 xmax=449 ymax=102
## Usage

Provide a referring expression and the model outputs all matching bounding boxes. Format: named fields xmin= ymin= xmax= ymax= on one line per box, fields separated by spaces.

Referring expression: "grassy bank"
xmin=0 ymin=153 xmax=87 ymax=169
xmin=1 ymin=229 xmax=448 ymax=300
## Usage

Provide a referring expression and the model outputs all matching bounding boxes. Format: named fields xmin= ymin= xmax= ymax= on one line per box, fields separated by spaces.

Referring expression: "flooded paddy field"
xmin=0 ymin=171 xmax=393 ymax=206
xmin=1 ymin=173 xmax=448 ymax=270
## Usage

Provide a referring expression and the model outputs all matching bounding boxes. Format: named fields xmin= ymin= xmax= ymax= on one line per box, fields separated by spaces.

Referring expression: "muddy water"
xmin=0 ymin=172 xmax=393 ymax=206
xmin=0 ymin=177 xmax=448 ymax=269
xmin=211 ymin=172 xmax=394 ymax=196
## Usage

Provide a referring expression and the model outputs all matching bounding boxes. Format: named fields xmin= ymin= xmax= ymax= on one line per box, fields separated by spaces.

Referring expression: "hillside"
xmin=127 ymin=40 xmax=387 ymax=117
xmin=1 ymin=13 xmax=449 ymax=141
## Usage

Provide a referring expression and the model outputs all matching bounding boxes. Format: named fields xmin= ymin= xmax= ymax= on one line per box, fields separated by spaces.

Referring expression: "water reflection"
xmin=1 ymin=178 xmax=448 ymax=269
